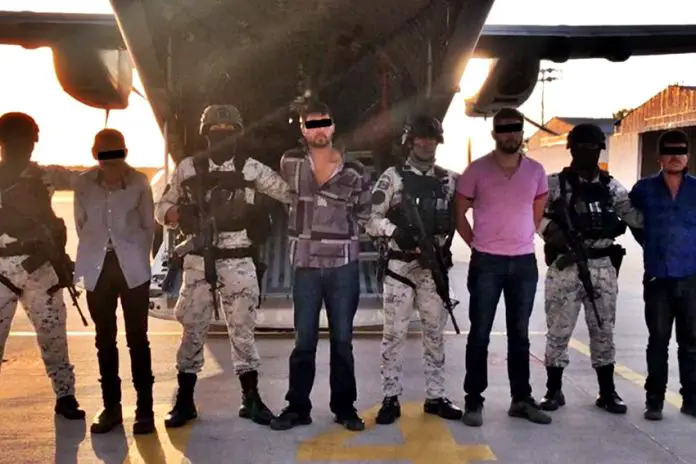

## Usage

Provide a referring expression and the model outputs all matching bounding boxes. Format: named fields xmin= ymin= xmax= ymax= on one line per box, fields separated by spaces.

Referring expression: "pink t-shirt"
xmin=456 ymin=153 xmax=548 ymax=256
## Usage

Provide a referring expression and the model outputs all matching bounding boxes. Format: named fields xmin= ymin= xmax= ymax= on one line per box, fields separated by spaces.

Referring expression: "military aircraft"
xmin=2 ymin=3 xmax=696 ymax=330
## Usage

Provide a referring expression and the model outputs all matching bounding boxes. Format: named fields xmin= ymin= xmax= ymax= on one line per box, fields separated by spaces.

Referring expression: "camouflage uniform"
xmin=0 ymin=111 xmax=85 ymax=420
xmin=365 ymin=115 xmax=461 ymax=424
xmin=538 ymin=123 xmax=643 ymax=414
xmin=155 ymin=104 xmax=295 ymax=428
xmin=0 ymin=231 xmax=75 ymax=397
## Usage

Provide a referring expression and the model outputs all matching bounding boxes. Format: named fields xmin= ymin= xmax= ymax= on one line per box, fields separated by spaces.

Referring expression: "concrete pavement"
xmin=0 ymin=193 xmax=694 ymax=463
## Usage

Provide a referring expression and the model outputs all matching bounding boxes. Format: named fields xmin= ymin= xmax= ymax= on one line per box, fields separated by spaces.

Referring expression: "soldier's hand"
xmin=543 ymin=222 xmax=566 ymax=248
xmin=165 ymin=206 xmax=179 ymax=224
xmin=178 ymin=204 xmax=200 ymax=234
xmin=391 ymin=228 xmax=418 ymax=251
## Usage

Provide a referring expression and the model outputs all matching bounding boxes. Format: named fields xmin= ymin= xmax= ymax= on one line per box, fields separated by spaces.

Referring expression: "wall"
xmin=525 ymin=144 xmax=571 ymax=175
xmin=607 ymin=132 xmax=640 ymax=188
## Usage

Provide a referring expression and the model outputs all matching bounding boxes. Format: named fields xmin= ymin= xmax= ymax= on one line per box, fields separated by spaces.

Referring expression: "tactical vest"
xmin=0 ymin=163 xmax=55 ymax=238
xmin=183 ymin=153 xmax=259 ymax=236
xmin=559 ymin=168 xmax=624 ymax=240
xmin=386 ymin=164 xmax=453 ymax=239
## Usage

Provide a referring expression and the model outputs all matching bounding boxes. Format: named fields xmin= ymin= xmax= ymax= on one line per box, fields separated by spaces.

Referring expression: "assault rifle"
xmin=548 ymin=198 xmax=603 ymax=328
xmin=0 ymin=167 xmax=86 ymax=325
xmin=401 ymin=193 xmax=460 ymax=334
xmin=11 ymin=215 xmax=88 ymax=327
xmin=186 ymin=155 xmax=223 ymax=320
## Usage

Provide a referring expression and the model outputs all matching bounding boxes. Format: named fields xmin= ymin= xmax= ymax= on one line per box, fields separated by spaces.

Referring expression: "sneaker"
xmin=508 ymin=398 xmax=552 ymax=425
xmin=335 ymin=408 xmax=365 ymax=431
xmin=269 ymin=406 xmax=312 ymax=431
xmin=461 ymin=403 xmax=483 ymax=427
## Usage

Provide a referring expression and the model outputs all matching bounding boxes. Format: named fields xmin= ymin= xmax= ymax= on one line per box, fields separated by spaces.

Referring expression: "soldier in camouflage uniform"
xmin=0 ymin=112 xmax=85 ymax=420
xmin=538 ymin=123 xmax=643 ymax=414
xmin=365 ymin=114 xmax=462 ymax=424
xmin=155 ymin=104 xmax=295 ymax=428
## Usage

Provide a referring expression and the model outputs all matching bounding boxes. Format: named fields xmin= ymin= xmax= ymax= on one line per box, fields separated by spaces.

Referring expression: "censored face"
xmin=302 ymin=113 xmax=334 ymax=148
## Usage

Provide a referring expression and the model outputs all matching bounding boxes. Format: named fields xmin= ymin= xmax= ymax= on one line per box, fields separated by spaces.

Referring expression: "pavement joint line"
xmin=8 ymin=330 xmax=549 ymax=337
xmin=569 ymin=338 xmax=683 ymax=409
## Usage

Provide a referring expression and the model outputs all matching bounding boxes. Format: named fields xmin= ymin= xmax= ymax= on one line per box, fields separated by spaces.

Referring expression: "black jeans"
xmin=643 ymin=274 xmax=696 ymax=404
xmin=86 ymin=251 xmax=153 ymax=407
xmin=464 ymin=250 xmax=539 ymax=405
xmin=285 ymin=261 xmax=360 ymax=416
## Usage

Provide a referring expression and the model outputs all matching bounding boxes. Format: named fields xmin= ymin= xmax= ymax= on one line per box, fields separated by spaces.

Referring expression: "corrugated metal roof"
xmin=556 ymin=117 xmax=616 ymax=133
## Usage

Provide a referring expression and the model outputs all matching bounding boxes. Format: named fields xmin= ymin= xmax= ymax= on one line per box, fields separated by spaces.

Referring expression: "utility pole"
xmin=539 ymin=67 xmax=559 ymax=125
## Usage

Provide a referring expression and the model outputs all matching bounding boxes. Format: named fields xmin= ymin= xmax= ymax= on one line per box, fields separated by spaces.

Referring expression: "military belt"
xmin=190 ymin=247 xmax=253 ymax=260
xmin=387 ymin=250 xmax=419 ymax=262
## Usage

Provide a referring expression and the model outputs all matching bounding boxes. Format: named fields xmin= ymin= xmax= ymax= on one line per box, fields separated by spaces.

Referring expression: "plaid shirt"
xmin=280 ymin=148 xmax=372 ymax=268
xmin=630 ymin=172 xmax=696 ymax=279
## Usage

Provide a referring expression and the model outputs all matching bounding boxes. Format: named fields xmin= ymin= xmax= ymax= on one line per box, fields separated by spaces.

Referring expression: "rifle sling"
xmin=0 ymin=273 xmax=22 ymax=296
xmin=385 ymin=268 xmax=416 ymax=289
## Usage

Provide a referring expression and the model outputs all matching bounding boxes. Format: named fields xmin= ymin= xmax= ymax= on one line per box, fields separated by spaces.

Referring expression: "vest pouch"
xmin=607 ymin=244 xmax=626 ymax=276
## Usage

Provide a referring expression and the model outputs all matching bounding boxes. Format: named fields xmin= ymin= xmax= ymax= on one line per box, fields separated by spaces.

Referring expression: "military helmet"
xmin=0 ymin=112 xmax=39 ymax=142
xmin=566 ymin=123 xmax=606 ymax=150
xmin=402 ymin=114 xmax=444 ymax=144
xmin=199 ymin=104 xmax=244 ymax=135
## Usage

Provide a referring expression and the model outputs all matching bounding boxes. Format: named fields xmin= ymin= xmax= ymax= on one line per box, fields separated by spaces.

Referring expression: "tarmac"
xmin=0 ymin=192 xmax=694 ymax=464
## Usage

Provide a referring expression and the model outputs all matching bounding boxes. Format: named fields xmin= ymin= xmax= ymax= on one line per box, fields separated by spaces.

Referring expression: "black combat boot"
xmin=424 ymin=397 xmax=463 ymax=420
xmin=164 ymin=372 xmax=198 ymax=428
xmin=238 ymin=370 xmax=275 ymax=426
xmin=133 ymin=379 xmax=155 ymax=435
xmin=54 ymin=395 xmax=86 ymax=420
xmin=595 ymin=364 xmax=627 ymax=414
xmin=540 ymin=366 xmax=566 ymax=411
xmin=376 ymin=396 xmax=401 ymax=425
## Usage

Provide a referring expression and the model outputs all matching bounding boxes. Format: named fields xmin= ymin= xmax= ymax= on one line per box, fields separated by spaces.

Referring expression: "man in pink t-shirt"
xmin=454 ymin=107 xmax=550 ymax=427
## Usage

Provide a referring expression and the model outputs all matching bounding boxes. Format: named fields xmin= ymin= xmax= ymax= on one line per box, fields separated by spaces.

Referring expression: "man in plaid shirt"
xmin=270 ymin=100 xmax=372 ymax=432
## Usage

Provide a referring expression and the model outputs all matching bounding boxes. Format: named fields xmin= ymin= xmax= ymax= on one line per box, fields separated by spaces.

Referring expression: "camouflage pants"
xmin=544 ymin=256 xmax=618 ymax=369
xmin=381 ymin=258 xmax=448 ymax=398
xmin=0 ymin=257 xmax=76 ymax=397
xmin=174 ymin=255 xmax=260 ymax=376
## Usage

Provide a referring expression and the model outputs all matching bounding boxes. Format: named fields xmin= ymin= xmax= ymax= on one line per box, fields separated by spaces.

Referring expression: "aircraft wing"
xmin=0 ymin=11 xmax=122 ymax=49
xmin=474 ymin=24 xmax=696 ymax=61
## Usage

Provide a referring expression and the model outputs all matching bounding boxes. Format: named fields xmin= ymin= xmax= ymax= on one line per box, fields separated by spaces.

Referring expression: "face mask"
xmin=571 ymin=148 xmax=601 ymax=171
xmin=412 ymin=144 xmax=436 ymax=161
xmin=207 ymin=131 xmax=236 ymax=164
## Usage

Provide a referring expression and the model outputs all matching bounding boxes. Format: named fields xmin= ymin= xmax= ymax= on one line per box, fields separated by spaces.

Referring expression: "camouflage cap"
xmin=0 ymin=112 xmax=39 ymax=142
xmin=199 ymin=104 xmax=244 ymax=135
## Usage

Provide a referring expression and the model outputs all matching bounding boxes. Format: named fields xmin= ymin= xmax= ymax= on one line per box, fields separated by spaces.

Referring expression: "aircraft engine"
xmin=52 ymin=39 xmax=133 ymax=110
xmin=464 ymin=55 xmax=540 ymax=118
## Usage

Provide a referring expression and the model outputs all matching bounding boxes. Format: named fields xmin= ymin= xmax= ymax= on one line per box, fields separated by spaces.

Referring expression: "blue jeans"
xmin=464 ymin=250 xmax=538 ymax=405
xmin=285 ymin=261 xmax=360 ymax=416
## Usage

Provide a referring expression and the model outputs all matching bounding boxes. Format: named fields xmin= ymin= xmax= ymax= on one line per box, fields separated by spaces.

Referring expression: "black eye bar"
xmin=97 ymin=149 xmax=126 ymax=160
xmin=659 ymin=142 xmax=689 ymax=155
xmin=494 ymin=123 xmax=523 ymax=133
xmin=304 ymin=118 xmax=332 ymax=129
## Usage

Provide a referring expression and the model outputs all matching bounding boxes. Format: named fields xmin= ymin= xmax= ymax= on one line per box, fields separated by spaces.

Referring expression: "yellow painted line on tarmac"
xmin=569 ymin=338 xmax=683 ymax=409
xmin=297 ymin=402 xmax=496 ymax=463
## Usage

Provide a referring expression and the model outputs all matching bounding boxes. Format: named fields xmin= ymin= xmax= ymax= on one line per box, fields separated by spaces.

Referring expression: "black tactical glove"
xmin=391 ymin=227 xmax=418 ymax=251
xmin=542 ymin=221 xmax=567 ymax=248
xmin=178 ymin=204 xmax=199 ymax=234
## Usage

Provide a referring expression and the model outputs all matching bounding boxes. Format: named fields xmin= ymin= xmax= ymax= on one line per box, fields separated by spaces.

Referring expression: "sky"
xmin=1 ymin=0 xmax=696 ymax=170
